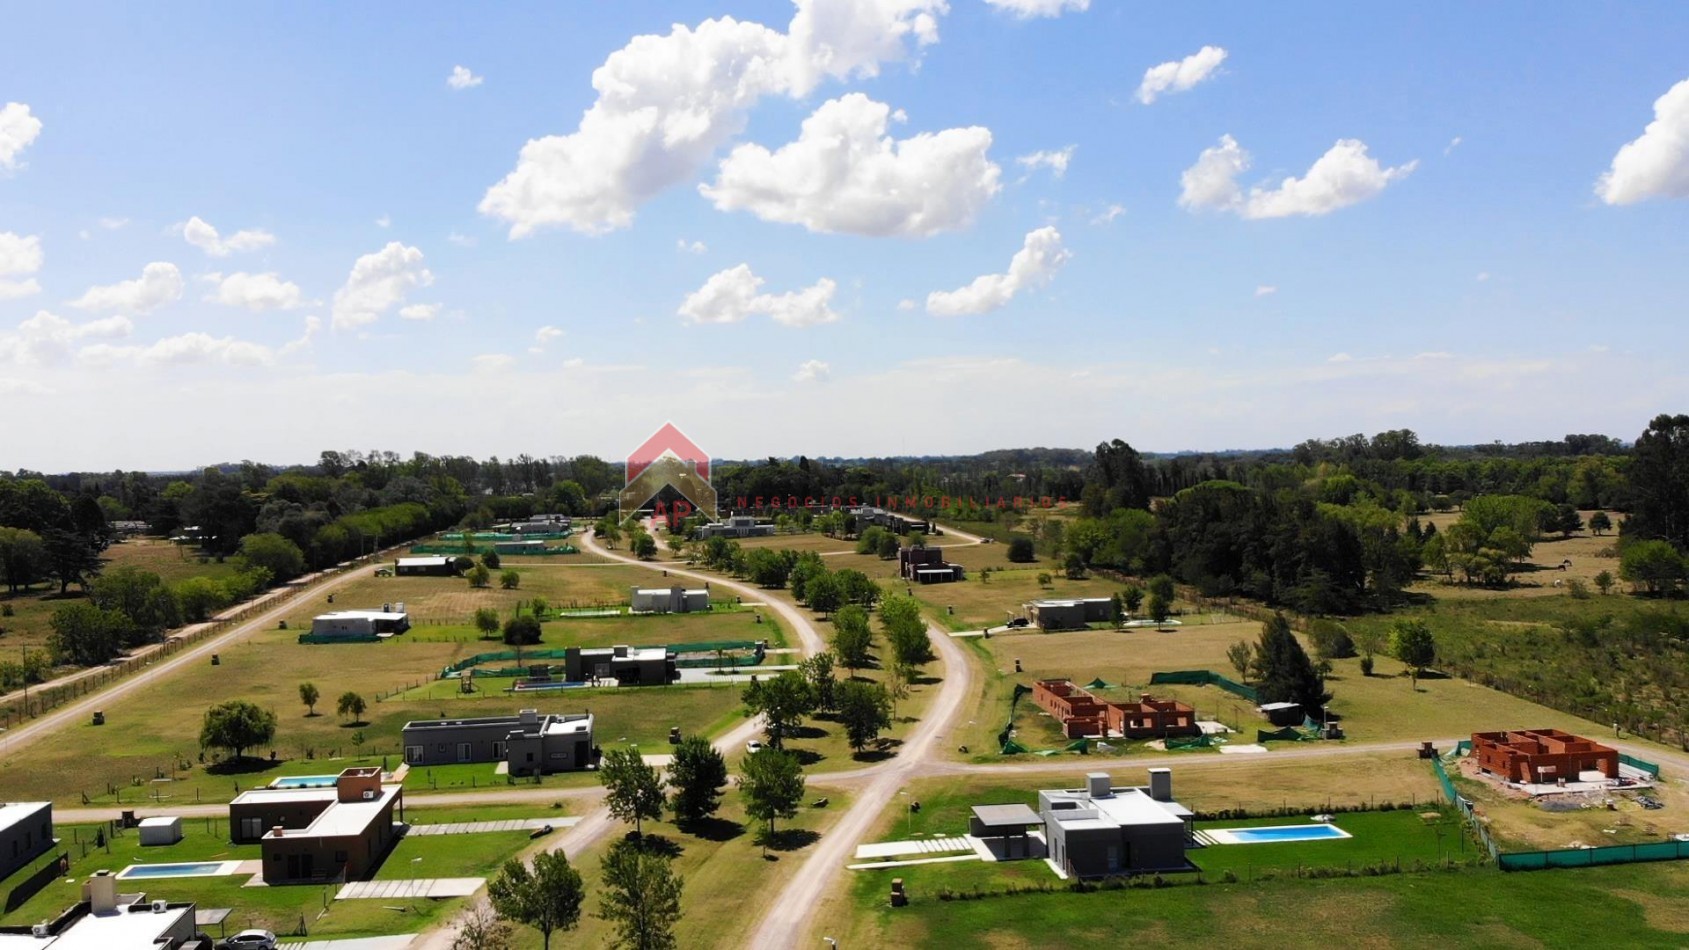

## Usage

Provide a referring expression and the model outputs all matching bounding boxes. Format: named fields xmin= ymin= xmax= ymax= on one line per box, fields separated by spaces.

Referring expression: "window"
xmin=492 ymin=741 xmax=506 ymax=759
xmin=405 ymin=745 xmax=424 ymax=764
xmin=241 ymin=817 xmax=265 ymax=840
xmin=457 ymin=742 xmax=472 ymax=763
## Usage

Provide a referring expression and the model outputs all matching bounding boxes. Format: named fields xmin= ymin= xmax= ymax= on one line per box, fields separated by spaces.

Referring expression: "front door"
xmin=457 ymin=742 xmax=472 ymax=763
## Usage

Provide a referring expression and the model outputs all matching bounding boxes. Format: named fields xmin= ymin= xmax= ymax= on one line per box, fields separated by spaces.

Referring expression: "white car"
xmin=226 ymin=930 xmax=278 ymax=950
xmin=746 ymin=740 xmax=764 ymax=754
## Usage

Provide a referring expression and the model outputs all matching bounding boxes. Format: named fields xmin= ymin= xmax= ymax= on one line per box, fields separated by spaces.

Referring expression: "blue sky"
xmin=3 ymin=1 xmax=1687 ymax=471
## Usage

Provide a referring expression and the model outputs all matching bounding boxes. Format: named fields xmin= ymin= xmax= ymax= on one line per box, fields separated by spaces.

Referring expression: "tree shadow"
xmin=787 ymin=725 xmax=829 ymax=741
xmin=679 ymin=817 xmax=745 ymax=842
xmin=790 ymin=748 xmax=825 ymax=767
xmin=621 ymin=832 xmax=685 ymax=858
xmin=205 ymin=757 xmax=284 ymax=777
xmin=852 ymin=739 xmax=903 ymax=763
xmin=911 ymin=674 xmax=943 ymax=687
xmin=762 ymin=828 xmax=821 ymax=852
xmin=340 ymin=720 xmax=369 ymax=729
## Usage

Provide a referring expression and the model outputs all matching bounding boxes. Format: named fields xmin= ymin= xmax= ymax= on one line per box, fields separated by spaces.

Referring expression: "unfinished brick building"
xmin=1032 ymin=680 xmax=1199 ymax=740
xmin=1471 ymin=729 xmax=1619 ymax=784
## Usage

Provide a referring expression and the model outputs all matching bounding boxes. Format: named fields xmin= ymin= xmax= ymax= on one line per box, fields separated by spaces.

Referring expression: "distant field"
xmin=1411 ymin=510 xmax=1623 ymax=600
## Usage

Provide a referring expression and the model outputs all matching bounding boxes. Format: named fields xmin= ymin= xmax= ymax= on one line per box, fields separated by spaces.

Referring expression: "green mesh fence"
xmin=1257 ymin=727 xmax=1310 ymax=743
xmin=998 ymin=684 xmax=1033 ymax=753
xmin=1148 ymin=670 xmax=1259 ymax=702
xmin=408 ymin=543 xmax=579 ymax=555
xmin=1164 ymin=734 xmax=1213 ymax=750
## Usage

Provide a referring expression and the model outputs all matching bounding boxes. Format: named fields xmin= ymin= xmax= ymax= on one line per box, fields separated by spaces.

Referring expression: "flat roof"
xmin=314 ymin=610 xmax=407 ymax=621
xmin=137 ymin=817 xmax=178 ymax=828
xmin=397 ymin=556 xmax=453 ymax=565
xmin=1258 ymin=702 xmax=1300 ymax=711
xmin=1046 ymin=787 xmax=1184 ymax=828
xmin=230 ymin=786 xmax=336 ymax=806
xmin=0 ymin=905 xmax=196 ymax=950
xmin=633 ymin=587 xmax=707 ymax=595
xmin=971 ymin=804 xmax=1041 ymax=828
xmin=0 ymin=802 xmax=50 ymax=835
xmin=544 ymin=716 xmax=593 ymax=736
xmin=269 ymin=785 xmax=401 ymax=839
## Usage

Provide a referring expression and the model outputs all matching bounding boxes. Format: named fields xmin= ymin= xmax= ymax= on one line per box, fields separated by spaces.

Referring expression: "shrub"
xmin=1006 ymin=537 xmax=1036 ymax=563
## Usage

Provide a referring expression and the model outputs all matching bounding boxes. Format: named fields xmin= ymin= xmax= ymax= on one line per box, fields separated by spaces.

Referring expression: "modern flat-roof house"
xmin=850 ymin=506 xmax=929 ymax=536
xmin=0 ymin=802 xmax=54 ymax=884
xmin=308 ymin=607 xmax=410 ymax=640
xmin=694 ymin=515 xmax=775 ymax=540
xmin=562 ymin=645 xmax=676 ymax=685
xmin=1025 ymin=598 xmax=1115 ymax=630
xmin=0 ymin=871 xmax=198 ymax=950
xmin=1039 ymin=770 xmax=1193 ymax=879
xmin=899 ymin=547 xmax=963 ymax=584
xmin=228 ymin=768 xmax=402 ymax=883
xmin=1472 ymin=729 xmax=1620 ymax=784
xmin=1031 ymin=681 xmax=1199 ymax=740
xmin=492 ymin=539 xmax=548 ymax=555
xmin=395 ymin=556 xmax=459 ymax=577
xmin=403 ymin=710 xmax=595 ymax=775
xmin=629 ymin=585 xmax=710 ymax=613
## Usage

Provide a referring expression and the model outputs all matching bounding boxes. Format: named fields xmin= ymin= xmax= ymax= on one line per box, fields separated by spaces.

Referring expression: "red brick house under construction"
xmin=1472 ymin=729 xmax=1619 ymax=784
xmin=1033 ymin=680 xmax=1200 ymax=740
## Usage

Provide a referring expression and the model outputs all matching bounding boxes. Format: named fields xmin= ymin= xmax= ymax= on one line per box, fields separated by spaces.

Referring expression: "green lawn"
xmin=373 ymin=831 xmax=532 ymax=880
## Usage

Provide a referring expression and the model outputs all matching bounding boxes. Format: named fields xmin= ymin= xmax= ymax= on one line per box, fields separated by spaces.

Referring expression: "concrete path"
xmin=406 ymin=817 xmax=578 ymax=835
xmin=853 ymin=836 xmax=973 ymax=860
xmin=847 ymin=853 xmax=982 ymax=871
xmin=281 ymin=938 xmax=414 ymax=950
xmin=336 ymin=878 xmax=484 ymax=899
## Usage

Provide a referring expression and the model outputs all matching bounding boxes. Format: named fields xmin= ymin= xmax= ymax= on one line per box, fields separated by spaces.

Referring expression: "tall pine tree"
xmin=1254 ymin=613 xmax=1332 ymax=714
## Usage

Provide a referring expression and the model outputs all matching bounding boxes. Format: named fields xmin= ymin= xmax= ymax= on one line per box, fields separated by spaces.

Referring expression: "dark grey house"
xmin=0 ymin=801 xmax=54 ymax=882
xmin=1038 ymin=770 xmax=1193 ymax=879
xmin=402 ymin=710 xmax=595 ymax=776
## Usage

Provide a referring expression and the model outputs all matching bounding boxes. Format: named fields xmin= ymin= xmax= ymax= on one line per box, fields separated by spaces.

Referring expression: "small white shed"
xmin=138 ymin=816 xmax=182 ymax=846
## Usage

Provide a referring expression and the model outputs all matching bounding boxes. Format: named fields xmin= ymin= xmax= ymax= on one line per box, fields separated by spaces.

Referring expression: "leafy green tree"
xmin=1620 ymin=539 xmax=1687 ymax=595
xmin=744 ymin=548 xmax=792 ymax=588
xmin=336 ymin=691 xmax=367 ymax=723
xmin=666 ymin=735 xmax=728 ymax=824
xmin=830 ymin=604 xmax=874 ymax=672
xmin=880 ymin=594 xmax=933 ymax=669
xmin=1628 ymin=413 xmax=1689 ymax=550
xmin=499 ymin=569 xmax=521 ymax=590
xmin=42 ymin=528 xmax=106 ymax=595
xmin=486 ymin=850 xmax=584 ymax=950
xmin=1254 ymin=614 xmax=1331 ymax=712
xmin=1589 ymin=511 xmax=1613 ymax=536
xmin=527 ymin=596 xmax=550 ymax=618
xmin=1146 ymin=591 xmax=1171 ymax=626
xmin=482 ymin=549 xmax=502 ymax=570
xmin=834 ymin=568 xmax=880 ymax=607
xmin=854 ymin=526 xmax=890 ymax=556
xmin=173 ymin=576 xmax=231 ymax=622
xmin=503 ymin=615 xmax=543 ymax=645
xmin=1121 ymin=584 xmax=1144 ymax=615
xmin=0 ymin=527 xmax=46 ymax=594
xmin=474 ymin=607 xmax=500 ymax=638
xmin=595 ymin=517 xmax=621 ymax=548
xmin=835 ymin=679 xmax=893 ymax=753
xmin=1147 ymin=574 xmax=1176 ymax=603
xmin=237 ymin=532 xmax=305 ymax=583
xmin=1307 ymin=619 xmax=1356 ymax=660
xmin=90 ymin=566 xmax=180 ymax=645
xmin=1553 ymin=504 xmax=1584 ymax=538
xmin=805 ymin=571 xmax=842 ymax=615
xmin=632 ymin=533 xmax=658 ymax=560
xmin=1063 ymin=553 xmax=1087 ymax=580
xmin=742 ymin=670 xmax=816 ymax=749
xmin=1594 ymin=569 xmax=1616 ymax=595
xmin=46 ymin=602 xmax=130 ymax=665
xmin=298 ymin=682 xmax=320 ymax=716
xmin=596 ymin=838 xmax=683 ymax=950
xmin=467 ymin=564 xmax=491 ymax=588
xmin=1006 ymin=537 xmax=1036 ymax=563
xmin=1225 ymin=640 xmax=1254 ymax=682
xmin=199 ymin=699 xmax=277 ymax=761
xmin=800 ymin=651 xmax=837 ymax=711
xmin=599 ymin=747 xmax=665 ymax=836
xmin=1390 ymin=619 xmax=1437 ymax=689
xmin=739 ymin=747 xmax=806 ymax=849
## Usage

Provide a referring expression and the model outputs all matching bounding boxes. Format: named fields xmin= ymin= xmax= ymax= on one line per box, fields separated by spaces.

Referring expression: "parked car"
xmin=1006 ymin=617 xmax=1030 ymax=629
xmin=746 ymin=740 xmax=764 ymax=754
xmin=225 ymin=930 xmax=278 ymax=950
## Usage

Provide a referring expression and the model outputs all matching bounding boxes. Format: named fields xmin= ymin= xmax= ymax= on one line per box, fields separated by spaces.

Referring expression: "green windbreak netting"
xmin=1149 ymin=670 xmax=1259 ymax=702
xmin=1165 ymin=735 xmax=1213 ymax=750
xmin=1257 ymin=727 xmax=1309 ymax=743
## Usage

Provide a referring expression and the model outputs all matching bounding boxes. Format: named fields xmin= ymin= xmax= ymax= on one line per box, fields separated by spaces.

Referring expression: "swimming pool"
xmin=116 ymin=861 xmax=234 ymax=880
xmin=270 ymin=774 xmax=338 ymax=788
xmin=1205 ymin=823 xmax=1352 ymax=845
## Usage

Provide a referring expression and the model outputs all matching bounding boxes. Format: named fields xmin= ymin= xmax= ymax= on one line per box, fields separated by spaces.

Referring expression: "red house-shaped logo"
xmin=626 ymin=422 xmax=710 ymax=483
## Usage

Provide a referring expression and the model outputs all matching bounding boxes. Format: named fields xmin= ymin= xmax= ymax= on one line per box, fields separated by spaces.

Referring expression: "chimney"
xmin=1148 ymin=768 xmax=1173 ymax=803
xmin=520 ymin=709 xmax=539 ymax=725
xmin=1085 ymin=772 xmax=1112 ymax=799
xmin=87 ymin=870 xmax=118 ymax=914
xmin=272 ymin=825 xmax=284 ymax=838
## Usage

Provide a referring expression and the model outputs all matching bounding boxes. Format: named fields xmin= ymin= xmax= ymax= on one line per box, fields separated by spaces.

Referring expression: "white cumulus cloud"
xmin=984 ymin=0 xmax=1089 ymax=18
xmin=447 ymin=66 xmax=484 ymax=90
xmin=479 ymin=0 xmax=948 ymax=237
xmin=178 ymin=216 xmax=276 ymax=257
xmin=331 ymin=243 xmax=434 ymax=330
xmin=1016 ymin=145 xmax=1075 ymax=179
xmin=0 ymin=232 xmax=44 ymax=299
xmin=926 ymin=226 xmax=1070 ymax=316
xmin=69 ymin=262 xmax=185 ymax=314
xmin=1596 ymin=77 xmax=1689 ymax=205
xmin=0 ymin=311 xmax=132 ymax=367
xmin=678 ymin=239 xmax=708 ymax=254
xmin=794 ymin=358 xmax=831 ymax=382
xmin=398 ymin=303 xmax=441 ymax=321
xmin=702 ymin=94 xmax=999 ymax=236
xmin=207 ymin=272 xmax=306 ymax=311
xmin=1136 ymin=46 xmax=1227 ymax=105
xmin=0 ymin=102 xmax=43 ymax=171
xmin=1179 ymin=135 xmax=1416 ymax=219
xmin=679 ymin=264 xmax=840 ymax=327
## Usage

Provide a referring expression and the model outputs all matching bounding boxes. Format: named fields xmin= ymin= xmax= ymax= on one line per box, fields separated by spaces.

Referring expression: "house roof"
xmin=0 ymin=802 xmax=49 ymax=835
xmin=397 ymin=556 xmax=453 ymax=566
xmin=970 ymin=804 xmax=1041 ymax=829
xmin=0 ymin=904 xmax=196 ymax=950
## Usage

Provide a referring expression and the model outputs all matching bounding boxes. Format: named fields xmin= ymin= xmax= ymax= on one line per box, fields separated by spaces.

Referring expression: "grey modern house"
xmin=1038 ymin=770 xmax=1193 ymax=878
xmin=1025 ymin=597 xmax=1115 ymax=630
xmin=629 ymin=585 xmax=710 ymax=613
xmin=693 ymin=516 xmax=775 ymax=539
xmin=402 ymin=710 xmax=596 ymax=776
xmin=309 ymin=606 xmax=410 ymax=640
xmin=0 ymin=801 xmax=53 ymax=883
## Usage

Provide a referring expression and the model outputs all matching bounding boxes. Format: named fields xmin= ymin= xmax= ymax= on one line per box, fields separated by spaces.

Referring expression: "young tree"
xmin=298 ymin=681 xmax=320 ymax=716
xmin=1589 ymin=511 xmax=1613 ymax=536
xmin=875 ymin=530 xmax=902 ymax=560
xmin=666 ymin=736 xmax=728 ymax=825
xmin=467 ymin=564 xmax=492 ymax=588
xmin=503 ymin=615 xmax=543 ymax=645
xmin=742 ymin=671 xmax=817 ymax=749
xmin=632 ymin=533 xmax=658 ymax=560
xmin=482 ymin=550 xmax=502 ymax=570
xmin=486 ymin=851 xmax=584 ymax=950
xmin=830 ymin=604 xmax=874 ymax=672
xmin=1390 ymin=619 xmax=1437 ymax=689
xmin=834 ymin=679 xmax=893 ymax=753
xmin=799 ymin=651 xmax=837 ymax=711
xmin=1121 ymin=583 xmax=1145 ymax=615
xmin=1595 ymin=569 xmax=1616 ymax=595
xmin=199 ymin=699 xmax=278 ymax=761
xmin=833 ymin=568 xmax=879 ymax=608
xmin=451 ymin=903 xmax=513 ymax=950
xmin=739 ymin=747 xmax=806 ymax=850
xmin=595 ymin=517 xmax=622 ymax=548
xmin=600 ymin=747 xmax=665 ymax=836
xmin=1006 ymin=537 xmax=1036 ymax=563
xmin=880 ymin=594 xmax=932 ymax=670
xmin=474 ymin=607 xmax=500 ymax=639
xmin=1147 ymin=574 xmax=1176 ymax=603
xmin=1063 ymin=552 xmax=1088 ymax=580
xmin=597 ymin=838 xmax=683 ymax=950
xmin=1146 ymin=591 xmax=1171 ymax=627
xmin=499 ymin=569 xmax=522 ymax=590
xmin=336 ymin=690 xmax=367 ymax=724
xmin=1225 ymin=640 xmax=1254 ymax=682
xmin=1254 ymin=614 xmax=1331 ymax=713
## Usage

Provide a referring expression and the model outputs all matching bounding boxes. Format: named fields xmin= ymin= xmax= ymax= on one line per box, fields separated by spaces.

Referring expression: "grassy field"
xmin=0 ymin=618 xmax=748 ymax=805
xmin=399 ymin=607 xmax=786 ymax=654
xmin=0 ymin=820 xmax=507 ymax=940
xmin=1411 ymin=511 xmax=1623 ymax=601
xmin=909 ymin=566 xmax=1128 ymax=632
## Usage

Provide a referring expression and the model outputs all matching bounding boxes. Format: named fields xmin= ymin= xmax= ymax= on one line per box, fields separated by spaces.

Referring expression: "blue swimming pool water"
xmin=270 ymin=774 xmax=337 ymax=788
xmin=1223 ymin=824 xmax=1349 ymax=843
xmin=116 ymin=862 xmax=225 ymax=879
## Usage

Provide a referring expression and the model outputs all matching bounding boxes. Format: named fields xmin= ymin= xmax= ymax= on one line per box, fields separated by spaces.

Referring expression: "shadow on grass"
xmin=621 ymin=832 xmax=685 ymax=858
xmin=911 ymin=674 xmax=943 ymax=687
xmin=851 ymin=739 xmax=903 ymax=763
xmin=679 ymin=817 xmax=745 ymax=842
xmin=790 ymin=748 xmax=826 ymax=767
xmin=205 ymin=757 xmax=284 ymax=777
xmin=340 ymin=720 xmax=370 ymax=728
xmin=760 ymin=828 xmax=821 ymax=852
xmin=787 ymin=724 xmax=829 ymax=741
